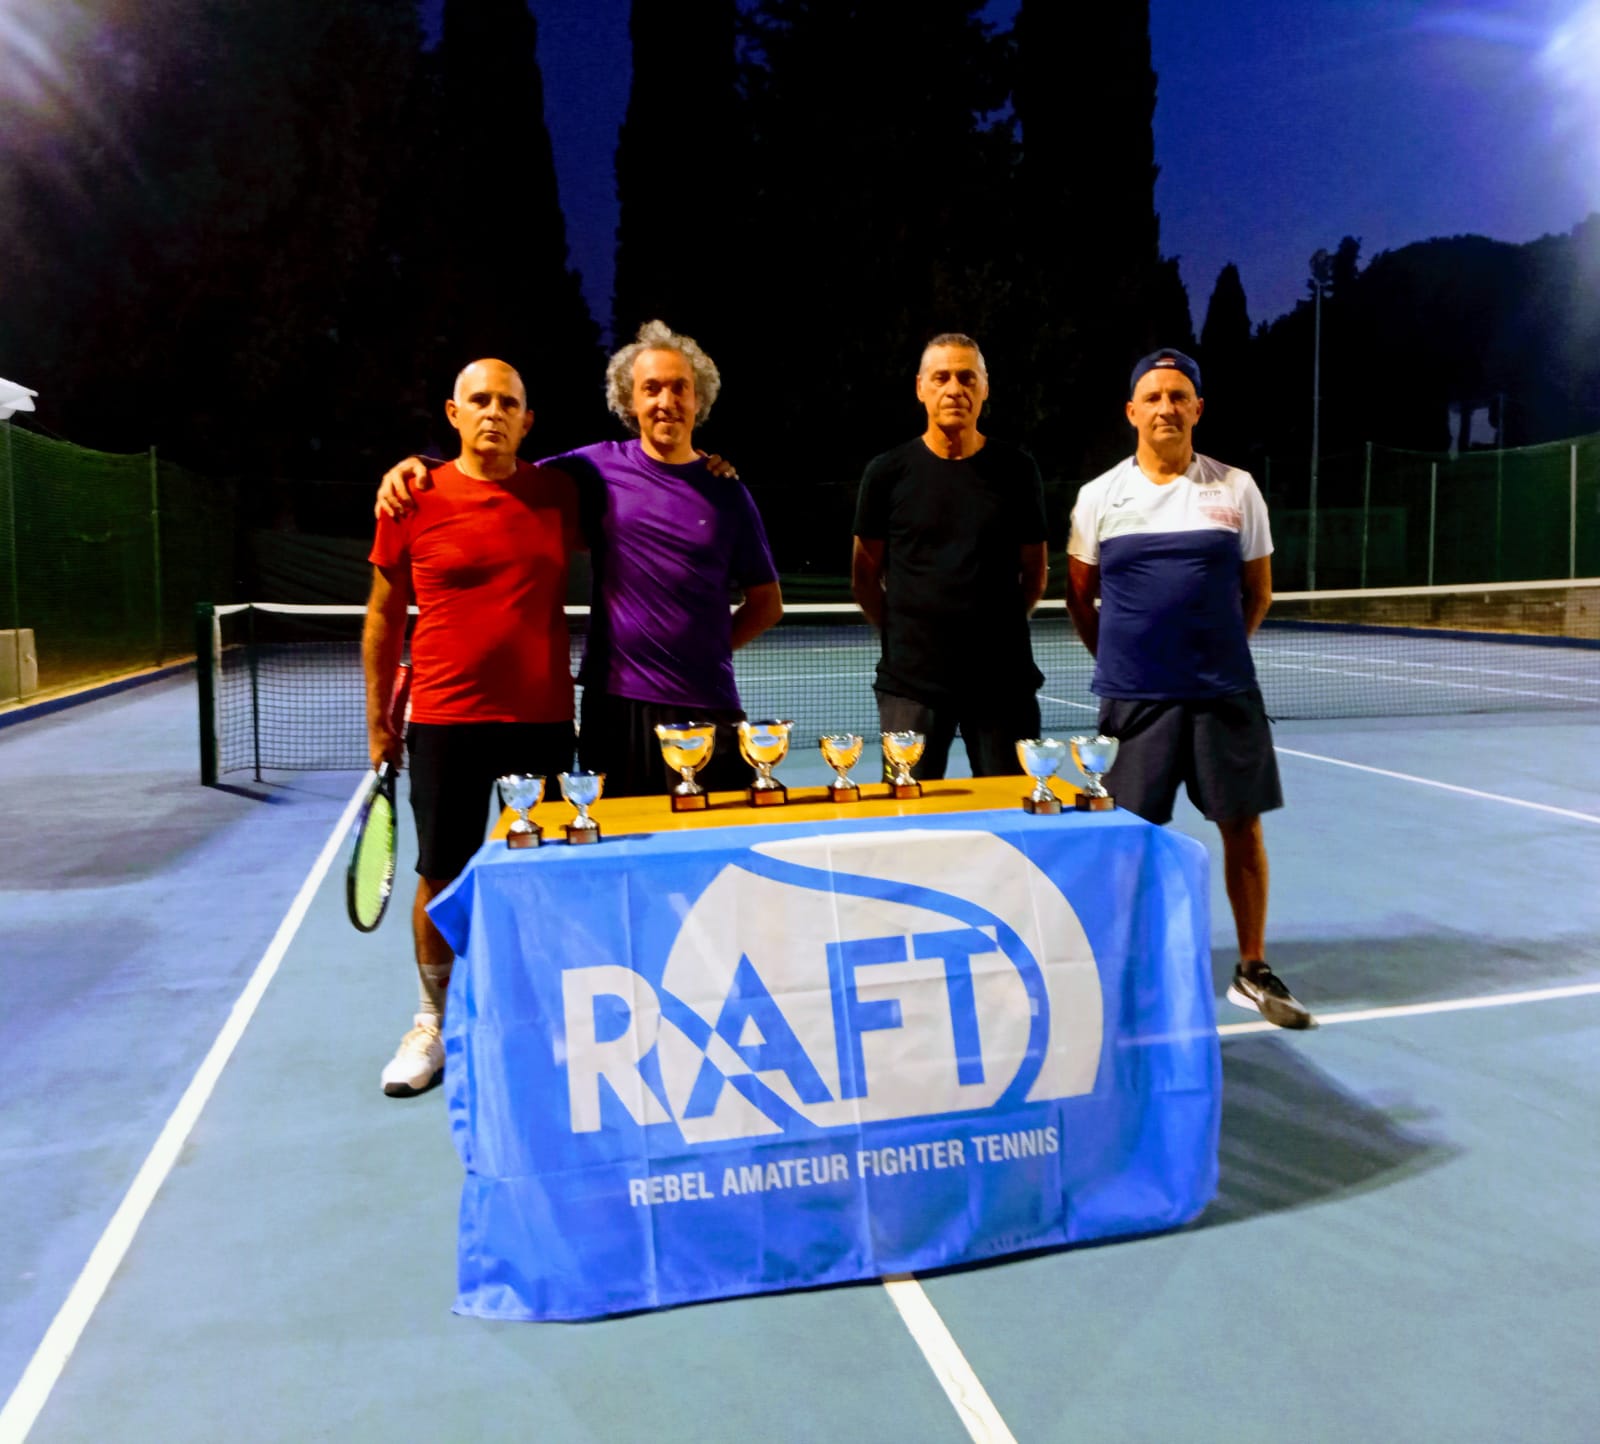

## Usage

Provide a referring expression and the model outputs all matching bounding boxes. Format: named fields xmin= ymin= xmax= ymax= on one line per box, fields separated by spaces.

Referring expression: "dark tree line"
xmin=1194 ymin=222 xmax=1600 ymax=481
xmin=4 ymin=0 xmax=1595 ymax=578
xmin=0 ymin=0 xmax=605 ymax=483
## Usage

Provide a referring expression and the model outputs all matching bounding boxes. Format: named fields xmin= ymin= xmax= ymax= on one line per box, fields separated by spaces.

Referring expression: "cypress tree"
xmin=418 ymin=0 xmax=605 ymax=457
xmin=611 ymin=0 xmax=740 ymax=353
xmin=1198 ymin=262 xmax=1252 ymax=464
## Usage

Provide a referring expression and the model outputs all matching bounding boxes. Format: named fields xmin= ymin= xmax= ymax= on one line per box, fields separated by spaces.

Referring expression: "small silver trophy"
xmin=1068 ymin=734 xmax=1119 ymax=812
xmin=819 ymin=734 xmax=864 ymax=803
xmin=738 ymin=719 xmax=793 ymax=807
xmin=496 ymin=773 xmax=545 ymax=848
xmin=1015 ymin=739 xmax=1068 ymax=815
xmin=655 ymin=721 xmax=717 ymax=812
xmin=882 ymin=730 xmax=925 ymax=800
xmin=558 ymin=770 xmax=605 ymax=843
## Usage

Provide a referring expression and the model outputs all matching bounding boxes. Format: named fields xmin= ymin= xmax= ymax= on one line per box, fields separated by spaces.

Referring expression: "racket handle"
xmin=388 ymin=661 xmax=413 ymax=735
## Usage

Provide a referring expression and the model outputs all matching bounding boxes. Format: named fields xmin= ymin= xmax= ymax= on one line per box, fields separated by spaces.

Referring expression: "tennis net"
xmin=196 ymin=580 xmax=1600 ymax=781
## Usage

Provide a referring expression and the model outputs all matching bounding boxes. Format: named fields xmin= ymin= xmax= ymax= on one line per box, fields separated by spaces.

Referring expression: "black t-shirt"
xmin=853 ymin=438 xmax=1047 ymax=706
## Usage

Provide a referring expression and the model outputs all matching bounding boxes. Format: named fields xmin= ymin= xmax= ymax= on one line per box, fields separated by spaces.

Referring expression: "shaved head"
xmin=454 ymin=357 xmax=525 ymax=406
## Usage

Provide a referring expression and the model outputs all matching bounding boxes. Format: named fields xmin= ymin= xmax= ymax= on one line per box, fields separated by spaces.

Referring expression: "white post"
xmin=1428 ymin=460 xmax=1437 ymax=587
xmin=1571 ymin=443 xmax=1579 ymax=580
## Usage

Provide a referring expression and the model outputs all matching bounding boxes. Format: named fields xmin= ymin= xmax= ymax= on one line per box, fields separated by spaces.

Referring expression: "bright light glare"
xmin=0 ymin=2 xmax=64 ymax=114
xmin=1540 ymin=1 xmax=1600 ymax=208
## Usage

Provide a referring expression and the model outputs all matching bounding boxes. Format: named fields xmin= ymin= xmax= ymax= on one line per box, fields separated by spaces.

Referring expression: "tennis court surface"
xmin=4 ymin=609 xmax=1598 ymax=1440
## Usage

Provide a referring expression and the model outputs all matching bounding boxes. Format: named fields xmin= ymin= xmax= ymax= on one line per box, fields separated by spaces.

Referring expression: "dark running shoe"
xmin=1227 ymin=963 xmax=1316 ymax=1030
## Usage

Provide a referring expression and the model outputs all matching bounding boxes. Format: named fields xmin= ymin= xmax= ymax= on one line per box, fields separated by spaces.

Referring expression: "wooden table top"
xmin=492 ymin=774 xmax=1085 ymax=842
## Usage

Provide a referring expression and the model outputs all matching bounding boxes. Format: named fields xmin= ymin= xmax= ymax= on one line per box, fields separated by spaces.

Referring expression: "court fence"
xmin=0 ymin=422 xmax=238 ymax=702
xmin=1253 ymin=434 xmax=1600 ymax=592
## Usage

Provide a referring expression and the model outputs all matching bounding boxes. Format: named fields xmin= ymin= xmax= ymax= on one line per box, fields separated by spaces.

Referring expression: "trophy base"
xmin=565 ymin=822 xmax=603 ymax=844
xmin=889 ymin=781 xmax=923 ymax=800
xmin=1075 ymin=793 xmax=1116 ymax=812
xmin=670 ymin=792 xmax=709 ymax=812
xmin=748 ymin=784 xmax=788 ymax=807
xmin=506 ymin=827 xmax=542 ymax=849
xmin=1022 ymin=795 xmax=1063 ymax=816
xmin=829 ymin=784 xmax=861 ymax=804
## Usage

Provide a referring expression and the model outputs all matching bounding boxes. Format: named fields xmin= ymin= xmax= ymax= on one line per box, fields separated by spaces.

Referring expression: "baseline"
xmin=1275 ymin=745 xmax=1600 ymax=825
xmin=1219 ymin=977 xmax=1600 ymax=1038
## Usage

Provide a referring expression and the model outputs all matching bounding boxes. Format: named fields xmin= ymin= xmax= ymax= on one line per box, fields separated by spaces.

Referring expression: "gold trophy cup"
xmin=655 ymin=721 xmax=717 ymax=811
xmin=738 ymin=719 xmax=793 ymax=807
xmin=819 ymin=734 xmax=864 ymax=803
xmin=881 ymin=730 xmax=925 ymax=800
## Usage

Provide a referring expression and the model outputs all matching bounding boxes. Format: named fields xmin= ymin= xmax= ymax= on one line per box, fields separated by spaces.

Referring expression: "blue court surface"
xmin=3 ymin=673 xmax=1598 ymax=1443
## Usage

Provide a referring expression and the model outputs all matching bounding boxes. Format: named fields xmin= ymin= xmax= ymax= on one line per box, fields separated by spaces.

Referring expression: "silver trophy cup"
xmin=882 ymin=730 xmax=925 ymax=799
xmin=1015 ymin=739 xmax=1068 ymax=815
xmin=655 ymin=721 xmax=717 ymax=812
xmin=819 ymin=734 xmax=864 ymax=803
xmin=496 ymin=773 xmax=545 ymax=848
xmin=1068 ymin=734 xmax=1119 ymax=811
xmin=558 ymin=770 xmax=605 ymax=843
xmin=738 ymin=719 xmax=793 ymax=806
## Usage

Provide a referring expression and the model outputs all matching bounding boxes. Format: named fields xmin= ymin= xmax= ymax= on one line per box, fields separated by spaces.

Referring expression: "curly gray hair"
xmin=605 ymin=319 xmax=722 ymax=432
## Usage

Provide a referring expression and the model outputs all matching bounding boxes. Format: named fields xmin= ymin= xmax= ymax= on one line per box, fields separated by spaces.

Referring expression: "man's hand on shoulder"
xmin=697 ymin=450 xmax=739 ymax=480
xmin=375 ymin=456 xmax=433 ymax=521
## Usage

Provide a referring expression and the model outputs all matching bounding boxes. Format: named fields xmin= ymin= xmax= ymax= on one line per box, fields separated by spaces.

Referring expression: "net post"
xmin=247 ymin=604 xmax=263 ymax=782
xmin=149 ymin=446 xmax=164 ymax=663
xmin=196 ymin=603 xmax=218 ymax=785
xmin=1494 ymin=443 xmax=1505 ymax=581
xmin=2 ymin=421 xmax=19 ymax=696
xmin=1428 ymin=461 xmax=1437 ymax=587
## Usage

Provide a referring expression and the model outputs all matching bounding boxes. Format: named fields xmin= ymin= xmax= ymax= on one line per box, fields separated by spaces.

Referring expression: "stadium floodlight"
xmin=0 ymin=377 xmax=38 ymax=420
xmin=1307 ymin=250 xmax=1335 ymax=592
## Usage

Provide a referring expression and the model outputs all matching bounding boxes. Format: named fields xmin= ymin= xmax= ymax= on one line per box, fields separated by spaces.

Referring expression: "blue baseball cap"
xmin=1129 ymin=348 xmax=1202 ymax=397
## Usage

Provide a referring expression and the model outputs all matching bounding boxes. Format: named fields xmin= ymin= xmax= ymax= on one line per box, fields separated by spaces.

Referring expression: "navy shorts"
xmin=407 ymin=720 xmax=576 ymax=880
xmin=1096 ymin=690 xmax=1282 ymax=826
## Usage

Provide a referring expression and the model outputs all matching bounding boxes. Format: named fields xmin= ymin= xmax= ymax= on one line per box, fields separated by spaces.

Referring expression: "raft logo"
xmin=560 ymin=829 xmax=1103 ymax=1141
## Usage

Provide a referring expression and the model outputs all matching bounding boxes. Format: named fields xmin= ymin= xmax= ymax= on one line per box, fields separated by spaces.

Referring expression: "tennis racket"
xmin=346 ymin=661 xmax=412 ymax=932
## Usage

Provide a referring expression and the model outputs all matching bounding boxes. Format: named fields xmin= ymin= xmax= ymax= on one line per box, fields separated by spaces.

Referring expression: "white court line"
xmin=1038 ymin=693 xmax=1096 ymax=711
xmin=895 ymin=973 xmax=1600 ymax=1439
xmin=1275 ymin=746 xmax=1600 ymax=825
xmin=1217 ymin=978 xmax=1600 ymax=1036
xmin=0 ymin=776 xmax=371 ymax=1444
xmin=882 ymin=1276 xmax=1018 ymax=1444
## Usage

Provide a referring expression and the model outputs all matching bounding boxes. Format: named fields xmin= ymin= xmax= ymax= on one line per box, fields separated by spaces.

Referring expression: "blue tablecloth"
xmin=429 ymin=807 xmax=1218 ymax=1320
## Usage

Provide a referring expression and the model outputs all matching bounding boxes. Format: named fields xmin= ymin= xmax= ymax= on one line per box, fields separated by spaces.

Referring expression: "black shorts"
xmin=875 ymin=690 xmax=1040 ymax=781
xmin=407 ymin=720 xmax=576 ymax=880
xmin=578 ymin=691 xmax=748 ymax=799
xmin=1096 ymin=690 xmax=1282 ymax=826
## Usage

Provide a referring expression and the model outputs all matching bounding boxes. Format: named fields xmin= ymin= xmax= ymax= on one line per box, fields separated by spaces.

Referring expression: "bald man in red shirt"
xmin=363 ymin=358 xmax=579 ymax=1096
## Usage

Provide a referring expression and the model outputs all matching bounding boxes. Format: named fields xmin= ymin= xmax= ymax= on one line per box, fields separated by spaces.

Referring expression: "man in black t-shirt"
xmin=851 ymin=334 xmax=1049 ymax=779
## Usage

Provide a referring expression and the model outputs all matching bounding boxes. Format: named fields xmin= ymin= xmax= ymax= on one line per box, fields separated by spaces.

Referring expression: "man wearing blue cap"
xmin=1065 ymin=349 xmax=1313 ymax=1029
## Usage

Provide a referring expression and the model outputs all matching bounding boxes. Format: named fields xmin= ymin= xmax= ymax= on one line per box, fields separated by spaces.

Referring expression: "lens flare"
xmin=1539 ymin=1 xmax=1600 ymax=208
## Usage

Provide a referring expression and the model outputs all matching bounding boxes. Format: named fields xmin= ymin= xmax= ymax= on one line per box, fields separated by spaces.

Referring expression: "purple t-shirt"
xmin=542 ymin=439 xmax=778 ymax=711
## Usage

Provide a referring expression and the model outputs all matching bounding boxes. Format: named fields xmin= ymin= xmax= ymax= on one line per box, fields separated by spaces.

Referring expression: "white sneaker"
xmin=380 ymin=1014 xmax=444 ymax=1097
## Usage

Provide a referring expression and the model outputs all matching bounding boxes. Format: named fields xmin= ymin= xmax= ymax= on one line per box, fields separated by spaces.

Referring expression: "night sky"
xmin=525 ymin=0 xmax=1600 ymax=340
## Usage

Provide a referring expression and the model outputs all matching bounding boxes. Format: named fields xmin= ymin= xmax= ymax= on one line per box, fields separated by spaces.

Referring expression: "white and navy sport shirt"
xmin=1068 ymin=453 xmax=1273 ymax=699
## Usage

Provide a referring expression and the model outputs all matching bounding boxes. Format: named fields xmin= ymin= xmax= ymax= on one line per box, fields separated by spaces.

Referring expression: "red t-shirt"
xmin=369 ymin=461 xmax=578 ymax=724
